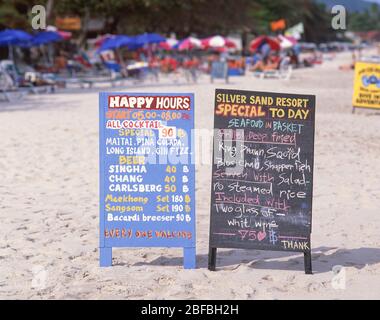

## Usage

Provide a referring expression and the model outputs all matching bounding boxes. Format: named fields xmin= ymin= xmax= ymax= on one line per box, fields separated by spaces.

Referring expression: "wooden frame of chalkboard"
xmin=208 ymin=89 xmax=315 ymax=274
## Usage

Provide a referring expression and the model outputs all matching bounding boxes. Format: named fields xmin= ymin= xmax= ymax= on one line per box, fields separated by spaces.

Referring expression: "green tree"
xmin=0 ymin=0 xmax=337 ymax=43
xmin=0 ymin=0 xmax=45 ymax=29
xmin=349 ymin=4 xmax=380 ymax=31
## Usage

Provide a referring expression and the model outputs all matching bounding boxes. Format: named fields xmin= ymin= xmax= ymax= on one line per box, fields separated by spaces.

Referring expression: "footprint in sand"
xmin=262 ymin=275 xmax=274 ymax=281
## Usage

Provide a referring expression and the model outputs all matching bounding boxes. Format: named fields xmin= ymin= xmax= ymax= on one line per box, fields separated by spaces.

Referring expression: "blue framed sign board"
xmin=99 ymin=92 xmax=196 ymax=269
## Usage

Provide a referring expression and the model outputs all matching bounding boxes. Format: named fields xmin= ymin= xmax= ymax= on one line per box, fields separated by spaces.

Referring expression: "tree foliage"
xmin=0 ymin=0 xmax=336 ymax=42
xmin=0 ymin=0 xmax=43 ymax=29
xmin=348 ymin=4 xmax=380 ymax=32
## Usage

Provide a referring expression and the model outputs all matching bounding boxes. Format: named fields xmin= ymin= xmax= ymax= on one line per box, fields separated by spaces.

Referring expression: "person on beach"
xmin=339 ymin=51 xmax=357 ymax=71
xmin=250 ymin=52 xmax=280 ymax=72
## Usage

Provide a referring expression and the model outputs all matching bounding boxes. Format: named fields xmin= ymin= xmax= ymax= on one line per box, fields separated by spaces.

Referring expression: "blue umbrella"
xmin=0 ymin=29 xmax=33 ymax=60
xmin=32 ymin=31 xmax=63 ymax=46
xmin=0 ymin=29 xmax=32 ymax=46
xmin=134 ymin=33 xmax=165 ymax=46
xmin=132 ymin=33 xmax=165 ymax=59
xmin=27 ymin=31 xmax=65 ymax=66
xmin=17 ymin=31 xmax=64 ymax=48
xmin=98 ymin=35 xmax=135 ymax=52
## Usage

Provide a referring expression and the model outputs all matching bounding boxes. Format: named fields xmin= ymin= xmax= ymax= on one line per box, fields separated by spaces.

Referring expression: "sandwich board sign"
xmin=352 ymin=61 xmax=380 ymax=113
xmin=208 ymin=89 xmax=315 ymax=274
xmin=99 ymin=92 xmax=196 ymax=268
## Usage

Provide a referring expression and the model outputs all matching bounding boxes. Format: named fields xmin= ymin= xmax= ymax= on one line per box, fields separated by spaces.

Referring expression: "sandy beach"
xmin=1 ymin=50 xmax=380 ymax=300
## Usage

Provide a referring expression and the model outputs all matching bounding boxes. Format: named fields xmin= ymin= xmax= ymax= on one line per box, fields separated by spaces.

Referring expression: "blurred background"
xmin=1 ymin=0 xmax=379 ymax=50
xmin=0 ymin=0 xmax=379 ymax=95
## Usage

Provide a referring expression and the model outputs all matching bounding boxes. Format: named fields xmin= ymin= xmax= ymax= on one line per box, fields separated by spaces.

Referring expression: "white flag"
xmin=285 ymin=23 xmax=304 ymax=40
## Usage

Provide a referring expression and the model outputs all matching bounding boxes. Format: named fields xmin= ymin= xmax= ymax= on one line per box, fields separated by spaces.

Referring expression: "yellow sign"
xmin=352 ymin=61 xmax=380 ymax=110
xmin=55 ymin=17 xmax=81 ymax=31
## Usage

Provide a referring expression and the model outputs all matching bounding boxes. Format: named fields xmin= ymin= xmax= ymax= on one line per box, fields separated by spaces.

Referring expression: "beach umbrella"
xmin=94 ymin=34 xmax=113 ymax=47
xmin=284 ymin=35 xmax=298 ymax=45
xmin=158 ymin=38 xmax=178 ymax=50
xmin=201 ymin=35 xmax=236 ymax=49
xmin=0 ymin=29 xmax=32 ymax=46
xmin=57 ymin=30 xmax=72 ymax=40
xmin=30 ymin=32 xmax=65 ymax=65
xmin=213 ymin=47 xmax=227 ymax=53
xmin=134 ymin=33 xmax=166 ymax=46
xmin=0 ymin=29 xmax=33 ymax=60
xmin=132 ymin=33 xmax=166 ymax=57
xmin=98 ymin=35 xmax=135 ymax=52
xmin=174 ymin=37 xmax=202 ymax=51
xmin=159 ymin=41 xmax=173 ymax=50
xmin=278 ymin=35 xmax=293 ymax=49
xmin=32 ymin=31 xmax=63 ymax=46
xmin=249 ymin=36 xmax=280 ymax=52
xmin=278 ymin=35 xmax=298 ymax=49
xmin=97 ymin=35 xmax=137 ymax=69
xmin=46 ymin=25 xmax=72 ymax=40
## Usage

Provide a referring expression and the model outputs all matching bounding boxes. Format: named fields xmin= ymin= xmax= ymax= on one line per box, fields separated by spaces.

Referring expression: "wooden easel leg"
xmin=208 ymin=247 xmax=217 ymax=271
xmin=304 ymin=251 xmax=312 ymax=274
xmin=100 ymin=247 xmax=112 ymax=267
xmin=183 ymin=247 xmax=196 ymax=269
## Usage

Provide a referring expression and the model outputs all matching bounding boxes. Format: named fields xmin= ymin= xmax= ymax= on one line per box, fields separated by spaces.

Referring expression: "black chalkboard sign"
xmin=208 ymin=89 xmax=315 ymax=274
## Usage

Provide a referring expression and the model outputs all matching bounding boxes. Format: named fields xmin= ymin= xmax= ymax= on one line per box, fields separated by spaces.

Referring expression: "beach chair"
xmin=126 ymin=61 xmax=150 ymax=83
xmin=0 ymin=60 xmax=57 ymax=94
xmin=0 ymin=86 xmax=26 ymax=102
xmin=210 ymin=61 xmax=229 ymax=83
xmin=0 ymin=65 xmax=26 ymax=102
xmin=71 ymin=61 xmax=127 ymax=88
xmin=22 ymin=72 xmax=56 ymax=93
xmin=81 ymin=74 xmax=126 ymax=88
xmin=184 ymin=68 xmax=198 ymax=83
xmin=49 ymin=70 xmax=125 ymax=89
xmin=49 ymin=58 xmax=126 ymax=89
xmin=253 ymin=57 xmax=293 ymax=80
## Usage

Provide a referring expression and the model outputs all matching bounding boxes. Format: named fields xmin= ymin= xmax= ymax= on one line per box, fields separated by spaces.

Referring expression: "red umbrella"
xmin=201 ymin=35 xmax=236 ymax=49
xmin=46 ymin=26 xmax=71 ymax=40
xmin=249 ymin=36 xmax=280 ymax=52
xmin=158 ymin=38 xmax=178 ymax=50
xmin=284 ymin=35 xmax=297 ymax=45
xmin=175 ymin=37 xmax=202 ymax=51
xmin=159 ymin=42 xmax=172 ymax=50
xmin=214 ymin=47 xmax=227 ymax=53
xmin=58 ymin=30 xmax=72 ymax=40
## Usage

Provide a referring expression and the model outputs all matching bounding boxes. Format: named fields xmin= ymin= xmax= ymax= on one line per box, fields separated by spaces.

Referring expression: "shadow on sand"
xmin=130 ymin=247 xmax=380 ymax=274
